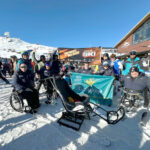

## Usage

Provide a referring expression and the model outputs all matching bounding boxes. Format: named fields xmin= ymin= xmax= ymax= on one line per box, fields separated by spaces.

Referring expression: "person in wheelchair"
xmin=13 ymin=63 xmax=40 ymax=114
xmin=120 ymin=66 xmax=150 ymax=108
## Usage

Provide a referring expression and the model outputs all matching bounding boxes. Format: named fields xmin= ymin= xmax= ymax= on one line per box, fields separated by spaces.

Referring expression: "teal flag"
xmin=71 ymin=72 xmax=114 ymax=106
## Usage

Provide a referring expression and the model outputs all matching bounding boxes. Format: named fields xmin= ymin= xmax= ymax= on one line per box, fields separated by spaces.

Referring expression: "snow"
xmin=0 ymin=78 xmax=150 ymax=150
xmin=0 ymin=36 xmax=57 ymax=58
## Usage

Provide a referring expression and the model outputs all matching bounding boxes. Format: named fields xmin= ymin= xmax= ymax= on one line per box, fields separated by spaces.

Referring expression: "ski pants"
xmin=19 ymin=89 xmax=40 ymax=109
xmin=0 ymin=72 xmax=9 ymax=83
xmin=44 ymin=79 xmax=53 ymax=98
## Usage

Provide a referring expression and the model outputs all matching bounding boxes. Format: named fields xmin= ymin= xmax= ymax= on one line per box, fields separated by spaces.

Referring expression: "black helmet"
xmin=130 ymin=50 xmax=137 ymax=55
xmin=130 ymin=66 xmax=139 ymax=73
xmin=40 ymin=55 xmax=45 ymax=60
xmin=103 ymin=61 xmax=109 ymax=67
xmin=103 ymin=53 xmax=109 ymax=58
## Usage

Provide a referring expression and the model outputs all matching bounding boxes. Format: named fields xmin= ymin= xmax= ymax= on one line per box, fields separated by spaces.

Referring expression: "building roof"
xmin=114 ymin=12 xmax=150 ymax=48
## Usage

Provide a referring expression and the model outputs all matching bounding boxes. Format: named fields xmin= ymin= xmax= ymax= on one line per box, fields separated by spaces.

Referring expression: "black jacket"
xmin=120 ymin=72 xmax=150 ymax=91
xmin=13 ymin=69 xmax=34 ymax=91
xmin=99 ymin=67 xmax=114 ymax=76
xmin=50 ymin=60 xmax=61 ymax=75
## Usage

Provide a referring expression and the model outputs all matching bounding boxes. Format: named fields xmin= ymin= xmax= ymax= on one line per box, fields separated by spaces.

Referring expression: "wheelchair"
xmin=119 ymin=87 xmax=144 ymax=112
xmin=10 ymin=88 xmax=30 ymax=113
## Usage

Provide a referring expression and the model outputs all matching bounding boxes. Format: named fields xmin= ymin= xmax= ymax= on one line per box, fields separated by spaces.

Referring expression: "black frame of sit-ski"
xmin=45 ymin=76 xmax=125 ymax=131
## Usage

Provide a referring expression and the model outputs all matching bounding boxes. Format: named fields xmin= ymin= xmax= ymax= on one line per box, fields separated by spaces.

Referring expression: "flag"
xmin=71 ymin=72 xmax=114 ymax=106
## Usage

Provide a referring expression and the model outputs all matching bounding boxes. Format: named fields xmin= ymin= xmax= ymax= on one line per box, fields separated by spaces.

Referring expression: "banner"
xmin=71 ymin=72 xmax=114 ymax=106
xmin=58 ymin=47 xmax=101 ymax=65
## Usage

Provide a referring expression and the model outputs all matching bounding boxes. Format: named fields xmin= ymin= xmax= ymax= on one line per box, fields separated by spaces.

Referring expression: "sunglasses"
xmin=20 ymin=66 xmax=27 ymax=68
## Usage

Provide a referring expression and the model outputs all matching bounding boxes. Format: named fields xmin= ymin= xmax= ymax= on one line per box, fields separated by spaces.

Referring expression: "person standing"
xmin=110 ymin=54 xmax=123 ymax=78
xmin=0 ymin=60 xmax=10 ymax=84
xmin=122 ymin=50 xmax=144 ymax=76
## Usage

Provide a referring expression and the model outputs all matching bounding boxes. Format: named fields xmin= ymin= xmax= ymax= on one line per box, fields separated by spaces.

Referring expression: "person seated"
xmin=120 ymin=66 xmax=150 ymax=108
xmin=13 ymin=63 xmax=40 ymax=114
xmin=99 ymin=61 xmax=114 ymax=76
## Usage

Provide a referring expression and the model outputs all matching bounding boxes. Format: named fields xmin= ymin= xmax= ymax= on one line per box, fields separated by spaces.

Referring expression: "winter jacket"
xmin=13 ymin=69 xmax=35 ymax=92
xmin=99 ymin=67 xmax=114 ymax=76
xmin=122 ymin=57 xmax=144 ymax=75
xmin=78 ymin=68 xmax=93 ymax=74
xmin=16 ymin=58 xmax=33 ymax=71
xmin=0 ymin=61 xmax=2 ymax=72
xmin=120 ymin=72 xmax=150 ymax=91
xmin=43 ymin=68 xmax=53 ymax=78
xmin=50 ymin=60 xmax=61 ymax=75
xmin=111 ymin=59 xmax=123 ymax=76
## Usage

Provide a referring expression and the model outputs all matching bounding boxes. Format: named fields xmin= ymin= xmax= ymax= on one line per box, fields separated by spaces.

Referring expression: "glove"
xmin=25 ymin=88 xmax=33 ymax=92
xmin=17 ymin=89 xmax=23 ymax=94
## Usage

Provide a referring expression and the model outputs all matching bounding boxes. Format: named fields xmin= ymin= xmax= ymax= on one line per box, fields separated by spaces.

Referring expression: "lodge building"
xmin=114 ymin=12 xmax=150 ymax=70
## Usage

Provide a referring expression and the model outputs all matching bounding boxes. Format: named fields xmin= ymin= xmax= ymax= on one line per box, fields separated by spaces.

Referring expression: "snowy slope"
xmin=0 ymin=36 xmax=57 ymax=58
xmin=0 ymin=79 xmax=150 ymax=150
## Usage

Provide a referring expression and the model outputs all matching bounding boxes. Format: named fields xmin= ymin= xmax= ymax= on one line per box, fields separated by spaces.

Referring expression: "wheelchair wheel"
xmin=10 ymin=92 xmax=24 ymax=112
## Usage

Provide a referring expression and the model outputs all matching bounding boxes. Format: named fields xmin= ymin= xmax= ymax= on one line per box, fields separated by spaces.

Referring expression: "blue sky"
xmin=0 ymin=0 xmax=150 ymax=48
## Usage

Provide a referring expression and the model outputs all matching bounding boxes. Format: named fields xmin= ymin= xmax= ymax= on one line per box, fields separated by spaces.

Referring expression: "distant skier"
xmin=0 ymin=60 xmax=10 ymax=84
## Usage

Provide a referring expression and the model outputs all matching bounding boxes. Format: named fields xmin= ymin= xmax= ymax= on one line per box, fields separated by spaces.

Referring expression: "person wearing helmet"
xmin=32 ymin=49 xmax=48 ymax=91
xmin=32 ymin=49 xmax=46 ymax=71
xmin=121 ymin=66 xmax=150 ymax=107
xmin=50 ymin=52 xmax=61 ymax=75
xmin=122 ymin=50 xmax=144 ymax=76
xmin=99 ymin=61 xmax=114 ymax=76
xmin=98 ymin=53 xmax=111 ymax=74
xmin=16 ymin=51 xmax=33 ymax=71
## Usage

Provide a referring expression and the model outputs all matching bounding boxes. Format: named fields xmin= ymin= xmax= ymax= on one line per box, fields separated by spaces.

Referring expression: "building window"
xmin=133 ymin=18 xmax=150 ymax=45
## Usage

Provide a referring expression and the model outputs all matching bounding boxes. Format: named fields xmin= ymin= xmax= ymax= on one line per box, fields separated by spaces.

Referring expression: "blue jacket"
xmin=13 ymin=69 xmax=34 ymax=92
xmin=111 ymin=59 xmax=122 ymax=76
xmin=122 ymin=57 xmax=144 ymax=75
xmin=16 ymin=58 xmax=33 ymax=71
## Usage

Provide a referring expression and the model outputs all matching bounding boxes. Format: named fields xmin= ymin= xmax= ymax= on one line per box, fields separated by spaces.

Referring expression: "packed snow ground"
xmin=0 ymin=78 xmax=150 ymax=150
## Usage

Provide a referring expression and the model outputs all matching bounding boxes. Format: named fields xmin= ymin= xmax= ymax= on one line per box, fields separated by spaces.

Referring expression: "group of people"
xmin=62 ymin=50 xmax=150 ymax=109
xmin=0 ymin=49 xmax=150 ymax=114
